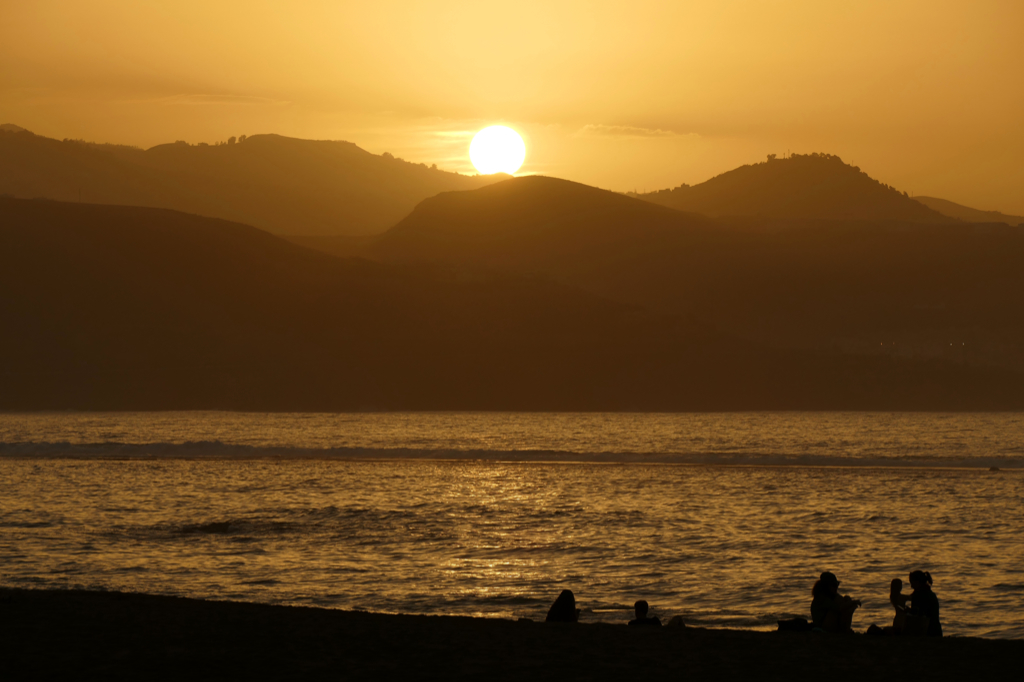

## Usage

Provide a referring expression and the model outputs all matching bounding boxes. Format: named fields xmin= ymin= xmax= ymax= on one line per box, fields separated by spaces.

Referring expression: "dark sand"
xmin=1 ymin=589 xmax=1019 ymax=680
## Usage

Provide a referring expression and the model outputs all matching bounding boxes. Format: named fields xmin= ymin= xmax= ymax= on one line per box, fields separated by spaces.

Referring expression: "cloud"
xmin=157 ymin=93 xmax=289 ymax=107
xmin=576 ymin=124 xmax=695 ymax=139
xmin=432 ymin=130 xmax=477 ymax=139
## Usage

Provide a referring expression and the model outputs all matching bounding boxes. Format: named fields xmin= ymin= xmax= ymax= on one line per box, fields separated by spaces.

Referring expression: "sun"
xmin=469 ymin=126 xmax=526 ymax=175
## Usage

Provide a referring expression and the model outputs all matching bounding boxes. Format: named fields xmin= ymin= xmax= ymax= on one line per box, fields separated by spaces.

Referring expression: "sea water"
xmin=1 ymin=412 xmax=1022 ymax=639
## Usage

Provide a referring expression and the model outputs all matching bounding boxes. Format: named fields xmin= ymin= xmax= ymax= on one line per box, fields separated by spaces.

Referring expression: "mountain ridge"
xmin=374 ymin=175 xmax=715 ymax=263
xmin=354 ymin=175 xmax=1024 ymax=375
xmin=634 ymin=153 xmax=951 ymax=222
xmin=915 ymin=195 xmax=1024 ymax=226
xmin=0 ymin=126 xmax=504 ymax=235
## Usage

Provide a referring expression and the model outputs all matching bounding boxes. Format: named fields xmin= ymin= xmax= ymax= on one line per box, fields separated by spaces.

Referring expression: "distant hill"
xmin=366 ymin=175 xmax=723 ymax=309
xmin=352 ymin=176 xmax=1024 ymax=375
xmin=635 ymin=153 xmax=950 ymax=222
xmin=0 ymin=126 xmax=503 ymax=235
xmin=915 ymin=196 xmax=1024 ymax=226
xmin=3 ymin=196 xmax=1020 ymax=410
xmin=372 ymin=175 xmax=715 ymax=269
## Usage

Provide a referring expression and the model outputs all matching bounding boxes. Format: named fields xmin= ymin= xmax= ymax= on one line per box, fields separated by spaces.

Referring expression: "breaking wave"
xmin=0 ymin=439 xmax=1021 ymax=468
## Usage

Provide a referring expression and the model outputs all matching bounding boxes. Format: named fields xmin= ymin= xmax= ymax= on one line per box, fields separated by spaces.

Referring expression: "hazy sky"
xmin=3 ymin=0 xmax=1022 ymax=213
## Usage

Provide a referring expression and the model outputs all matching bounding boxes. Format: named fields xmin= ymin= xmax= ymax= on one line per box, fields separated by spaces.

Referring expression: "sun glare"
xmin=469 ymin=126 xmax=526 ymax=175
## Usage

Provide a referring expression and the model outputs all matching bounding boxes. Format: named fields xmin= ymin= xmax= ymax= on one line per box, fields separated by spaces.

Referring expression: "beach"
xmin=1 ymin=588 xmax=1020 ymax=680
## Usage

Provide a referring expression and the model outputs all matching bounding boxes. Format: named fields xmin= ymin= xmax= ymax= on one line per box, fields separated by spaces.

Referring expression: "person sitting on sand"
xmin=867 ymin=578 xmax=909 ymax=635
xmin=810 ymin=571 xmax=861 ymax=633
xmin=628 ymin=600 xmax=662 ymax=627
xmin=889 ymin=578 xmax=909 ymax=631
xmin=546 ymin=589 xmax=581 ymax=623
xmin=908 ymin=571 xmax=942 ymax=637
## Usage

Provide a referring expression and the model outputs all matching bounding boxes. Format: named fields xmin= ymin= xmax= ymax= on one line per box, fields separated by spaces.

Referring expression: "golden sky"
xmin=3 ymin=0 xmax=1022 ymax=213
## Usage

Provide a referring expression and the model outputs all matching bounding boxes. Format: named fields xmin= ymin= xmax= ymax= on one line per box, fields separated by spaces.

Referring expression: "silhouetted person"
xmin=546 ymin=589 xmax=580 ymax=623
xmin=890 ymin=578 xmax=909 ymax=609
xmin=810 ymin=571 xmax=861 ymax=633
xmin=628 ymin=600 xmax=662 ymax=627
xmin=888 ymin=577 xmax=910 ymax=631
xmin=868 ymin=578 xmax=910 ymax=635
xmin=908 ymin=570 xmax=942 ymax=637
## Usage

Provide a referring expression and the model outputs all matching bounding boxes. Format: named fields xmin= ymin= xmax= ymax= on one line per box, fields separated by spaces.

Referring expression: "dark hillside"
xmin=3 ymin=197 xmax=1021 ymax=410
xmin=373 ymin=175 xmax=716 ymax=268
xmin=636 ymin=153 xmax=950 ymax=222
xmin=0 ymin=127 xmax=502 ymax=235
xmin=0 ymin=197 xmax=668 ymax=410
xmin=365 ymin=179 xmax=1024 ymax=373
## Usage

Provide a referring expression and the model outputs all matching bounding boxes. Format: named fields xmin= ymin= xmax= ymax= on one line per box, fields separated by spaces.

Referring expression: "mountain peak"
xmin=387 ymin=174 xmax=702 ymax=240
xmin=371 ymin=174 xmax=713 ymax=270
xmin=637 ymin=152 xmax=950 ymax=223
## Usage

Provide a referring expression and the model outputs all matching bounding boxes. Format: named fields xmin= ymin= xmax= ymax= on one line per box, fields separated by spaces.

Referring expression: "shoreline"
xmin=1 ymin=588 xmax=1019 ymax=680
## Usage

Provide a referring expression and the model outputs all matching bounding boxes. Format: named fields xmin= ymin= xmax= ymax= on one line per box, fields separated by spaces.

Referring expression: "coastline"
xmin=1 ymin=588 xmax=1019 ymax=680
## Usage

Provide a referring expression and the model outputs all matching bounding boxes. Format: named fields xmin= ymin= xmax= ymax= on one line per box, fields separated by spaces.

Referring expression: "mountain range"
xmin=5 ymin=125 xmax=1020 ymax=236
xmin=0 ymin=126 xmax=502 ymax=235
xmin=347 ymin=176 xmax=1024 ymax=371
xmin=3 ymin=125 xmax=1023 ymax=409
xmin=3 ymin=196 xmax=1020 ymax=410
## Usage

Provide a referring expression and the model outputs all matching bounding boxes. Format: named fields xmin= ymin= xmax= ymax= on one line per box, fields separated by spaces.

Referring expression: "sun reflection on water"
xmin=3 ymin=458 xmax=1022 ymax=638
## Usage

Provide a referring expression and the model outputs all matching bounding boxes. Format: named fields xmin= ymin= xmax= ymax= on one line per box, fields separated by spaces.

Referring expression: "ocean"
xmin=2 ymin=412 xmax=1022 ymax=639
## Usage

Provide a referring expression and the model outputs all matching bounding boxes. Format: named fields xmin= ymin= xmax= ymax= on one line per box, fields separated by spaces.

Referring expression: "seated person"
xmin=890 ymin=578 xmax=910 ymax=608
xmin=907 ymin=570 xmax=942 ymax=637
xmin=868 ymin=578 xmax=909 ymax=635
xmin=810 ymin=571 xmax=861 ymax=633
xmin=546 ymin=589 xmax=581 ymax=623
xmin=890 ymin=578 xmax=909 ymax=631
xmin=628 ymin=600 xmax=662 ymax=627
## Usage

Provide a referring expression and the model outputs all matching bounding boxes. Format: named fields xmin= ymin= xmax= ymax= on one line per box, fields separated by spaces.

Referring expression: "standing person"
xmin=810 ymin=571 xmax=861 ymax=633
xmin=908 ymin=571 xmax=942 ymax=637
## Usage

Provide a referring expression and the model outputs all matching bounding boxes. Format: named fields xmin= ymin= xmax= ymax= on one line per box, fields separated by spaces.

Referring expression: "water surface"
xmin=2 ymin=412 xmax=1022 ymax=639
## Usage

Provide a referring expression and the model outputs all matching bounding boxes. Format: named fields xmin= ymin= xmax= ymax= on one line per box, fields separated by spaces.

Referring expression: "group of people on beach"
xmin=545 ymin=569 xmax=942 ymax=637
xmin=545 ymin=590 xmax=673 ymax=627
xmin=812 ymin=569 xmax=942 ymax=636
